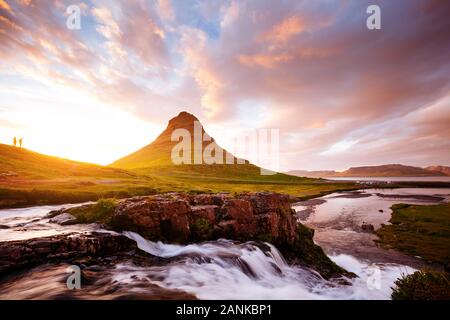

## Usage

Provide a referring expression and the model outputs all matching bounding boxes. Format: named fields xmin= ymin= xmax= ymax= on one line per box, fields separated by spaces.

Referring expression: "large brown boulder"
xmin=215 ymin=199 xmax=257 ymax=240
xmin=108 ymin=192 xmax=297 ymax=245
xmin=111 ymin=196 xmax=190 ymax=243
xmin=238 ymin=193 xmax=298 ymax=245
xmin=57 ymin=192 xmax=352 ymax=279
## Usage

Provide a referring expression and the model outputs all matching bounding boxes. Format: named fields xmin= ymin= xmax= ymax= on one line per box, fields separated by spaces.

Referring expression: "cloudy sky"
xmin=0 ymin=0 xmax=449 ymax=170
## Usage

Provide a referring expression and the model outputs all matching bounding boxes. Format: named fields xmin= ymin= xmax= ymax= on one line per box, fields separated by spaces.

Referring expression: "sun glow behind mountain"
xmin=0 ymin=82 xmax=162 ymax=165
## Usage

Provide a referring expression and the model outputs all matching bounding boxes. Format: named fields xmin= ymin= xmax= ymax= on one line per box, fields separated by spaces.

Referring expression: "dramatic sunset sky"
xmin=0 ymin=0 xmax=449 ymax=170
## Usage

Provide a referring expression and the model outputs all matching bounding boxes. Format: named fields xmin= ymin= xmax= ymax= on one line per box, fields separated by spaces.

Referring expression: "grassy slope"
xmin=0 ymin=144 xmax=170 ymax=208
xmin=136 ymin=165 xmax=356 ymax=199
xmin=376 ymin=203 xmax=450 ymax=270
xmin=0 ymin=143 xmax=356 ymax=208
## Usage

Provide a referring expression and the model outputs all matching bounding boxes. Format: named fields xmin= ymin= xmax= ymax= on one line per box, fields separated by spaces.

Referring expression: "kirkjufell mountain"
xmin=110 ymin=111 xmax=268 ymax=175
xmin=110 ymin=111 xmax=250 ymax=170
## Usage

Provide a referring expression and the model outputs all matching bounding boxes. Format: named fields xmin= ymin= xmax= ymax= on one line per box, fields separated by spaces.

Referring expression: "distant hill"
xmin=426 ymin=166 xmax=450 ymax=176
xmin=286 ymin=170 xmax=337 ymax=179
xmin=287 ymin=164 xmax=447 ymax=178
xmin=338 ymin=164 xmax=444 ymax=177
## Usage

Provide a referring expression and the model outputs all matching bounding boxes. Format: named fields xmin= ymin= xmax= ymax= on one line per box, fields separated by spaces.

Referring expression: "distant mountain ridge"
xmin=287 ymin=170 xmax=338 ymax=179
xmin=426 ymin=166 xmax=450 ymax=176
xmin=287 ymin=164 xmax=450 ymax=178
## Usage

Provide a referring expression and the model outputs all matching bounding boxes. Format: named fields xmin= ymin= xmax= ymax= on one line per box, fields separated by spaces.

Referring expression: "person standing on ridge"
xmin=13 ymin=137 xmax=17 ymax=147
xmin=19 ymin=138 xmax=23 ymax=148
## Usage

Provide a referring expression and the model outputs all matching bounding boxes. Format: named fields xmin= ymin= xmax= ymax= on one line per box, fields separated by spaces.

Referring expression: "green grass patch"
xmin=190 ymin=218 xmax=214 ymax=240
xmin=376 ymin=203 xmax=450 ymax=270
xmin=391 ymin=270 xmax=450 ymax=300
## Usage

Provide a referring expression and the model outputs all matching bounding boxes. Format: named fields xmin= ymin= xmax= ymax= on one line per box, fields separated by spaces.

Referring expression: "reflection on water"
xmin=293 ymin=188 xmax=450 ymax=267
xmin=0 ymin=203 xmax=105 ymax=242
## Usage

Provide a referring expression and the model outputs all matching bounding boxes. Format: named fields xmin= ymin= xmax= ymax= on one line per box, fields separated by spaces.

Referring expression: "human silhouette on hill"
xmin=19 ymin=138 xmax=23 ymax=148
xmin=13 ymin=137 xmax=17 ymax=147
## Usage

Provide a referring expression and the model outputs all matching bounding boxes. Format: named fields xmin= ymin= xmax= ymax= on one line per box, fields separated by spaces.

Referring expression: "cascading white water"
xmin=121 ymin=232 xmax=415 ymax=300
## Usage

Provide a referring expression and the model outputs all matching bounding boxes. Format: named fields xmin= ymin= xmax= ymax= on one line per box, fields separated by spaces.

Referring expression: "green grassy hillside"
xmin=0 ymin=143 xmax=129 ymax=179
xmin=0 ymin=144 xmax=166 ymax=208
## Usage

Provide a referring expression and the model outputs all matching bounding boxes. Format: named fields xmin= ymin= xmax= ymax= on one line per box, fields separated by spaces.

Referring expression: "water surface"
xmin=1 ymin=188 xmax=448 ymax=300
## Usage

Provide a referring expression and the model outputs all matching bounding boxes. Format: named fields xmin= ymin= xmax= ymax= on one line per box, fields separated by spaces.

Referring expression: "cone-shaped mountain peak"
xmin=110 ymin=111 xmax=247 ymax=169
xmin=160 ymin=111 xmax=206 ymax=140
xmin=168 ymin=111 xmax=199 ymax=127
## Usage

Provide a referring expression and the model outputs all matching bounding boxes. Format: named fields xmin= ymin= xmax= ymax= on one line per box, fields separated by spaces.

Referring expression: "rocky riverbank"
xmin=0 ymin=232 xmax=139 ymax=274
xmin=43 ymin=192 xmax=352 ymax=279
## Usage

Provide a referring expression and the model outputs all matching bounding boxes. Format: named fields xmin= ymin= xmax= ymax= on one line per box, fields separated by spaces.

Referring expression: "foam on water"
xmin=121 ymin=232 xmax=415 ymax=300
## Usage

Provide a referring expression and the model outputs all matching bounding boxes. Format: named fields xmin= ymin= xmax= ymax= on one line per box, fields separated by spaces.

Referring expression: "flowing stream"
xmin=0 ymin=188 xmax=448 ymax=300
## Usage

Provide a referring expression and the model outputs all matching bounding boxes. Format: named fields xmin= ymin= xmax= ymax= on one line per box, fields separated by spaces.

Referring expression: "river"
xmin=0 ymin=188 xmax=448 ymax=300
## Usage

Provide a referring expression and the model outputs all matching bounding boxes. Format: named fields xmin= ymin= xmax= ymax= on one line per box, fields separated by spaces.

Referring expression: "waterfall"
xmin=122 ymin=231 xmax=415 ymax=300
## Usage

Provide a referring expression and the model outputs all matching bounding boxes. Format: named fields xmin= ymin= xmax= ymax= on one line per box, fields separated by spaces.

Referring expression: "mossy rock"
xmin=281 ymin=224 xmax=356 ymax=280
xmin=191 ymin=218 xmax=214 ymax=240
xmin=69 ymin=198 xmax=118 ymax=224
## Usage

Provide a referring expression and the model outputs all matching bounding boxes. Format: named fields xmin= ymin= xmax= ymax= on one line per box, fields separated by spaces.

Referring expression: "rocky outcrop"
xmin=49 ymin=212 xmax=78 ymax=225
xmin=57 ymin=192 xmax=352 ymax=279
xmin=106 ymin=193 xmax=298 ymax=245
xmin=361 ymin=222 xmax=375 ymax=233
xmin=0 ymin=232 xmax=137 ymax=275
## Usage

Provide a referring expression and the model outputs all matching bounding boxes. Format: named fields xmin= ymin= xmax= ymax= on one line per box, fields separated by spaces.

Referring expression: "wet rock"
xmin=361 ymin=223 xmax=375 ymax=233
xmin=188 ymin=205 xmax=218 ymax=240
xmin=0 ymin=232 xmax=137 ymax=275
xmin=111 ymin=196 xmax=191 ymax=243
xmin=49 ymin=213 xmax=78 ymax=225
xmin=46 ymin=208 xmax=66 ymax=218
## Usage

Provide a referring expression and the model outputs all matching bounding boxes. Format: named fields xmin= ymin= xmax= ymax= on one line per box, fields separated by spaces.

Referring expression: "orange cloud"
xmin=263 ymin=16 xmax=305 ymax=44
xmin=0 ymin=0 xmax=12 ymax=12
xmin=238 ymin=53 xmax=292 ymax=69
